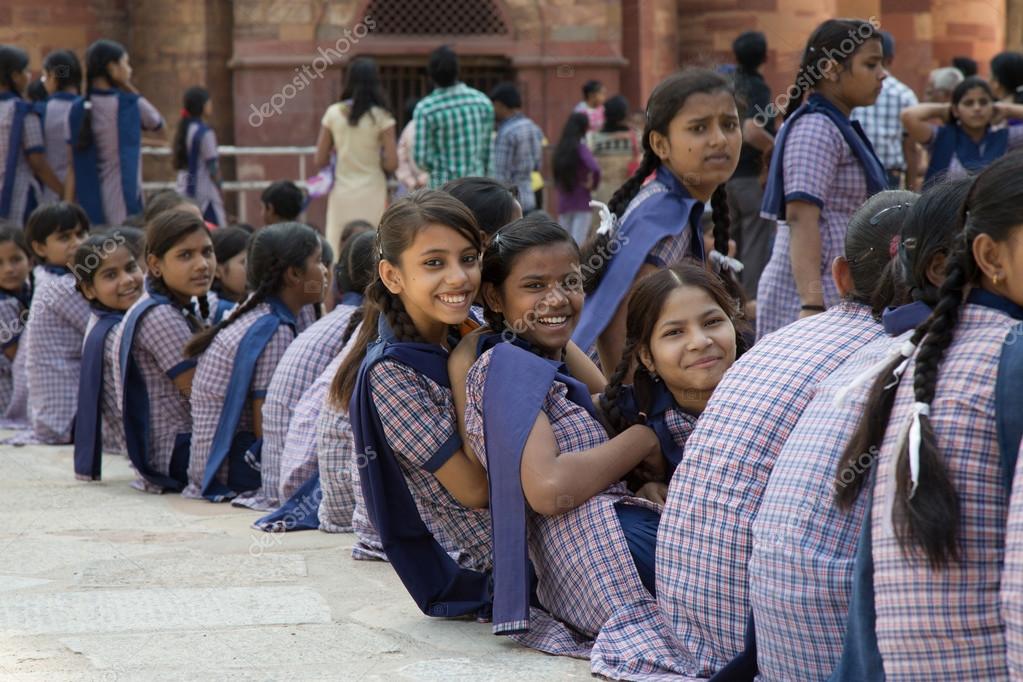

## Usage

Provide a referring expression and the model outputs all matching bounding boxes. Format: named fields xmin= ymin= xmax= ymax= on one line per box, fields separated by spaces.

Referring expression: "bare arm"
xmin=564 ymin=340 xmax=606 ymax=393
xmin=64 ymin=145 xmax=75 ymax=201
xmin=252 ymin=398 xmax=264 ymax=438
xmin=786 ymin=200 xmax=825 ymax=317
xmin=171 ymin=367 xmax=195 ymax=398
xmin=448 ymin=327 xmax=487 ymax=459
xmin=26 ymin=152 xmax=63 ymax=196
xmin=380 ymin=125 xmax=398 ymax=174
xmin=520 ymin=412 xmax=659 ymax=516
xmin=900 ymin=103 xmax=948 ymax=145
xmin=314 ymin=126 xmax=333 ymax=170
xmin=433 ymin=448 xmax=490 ymax=509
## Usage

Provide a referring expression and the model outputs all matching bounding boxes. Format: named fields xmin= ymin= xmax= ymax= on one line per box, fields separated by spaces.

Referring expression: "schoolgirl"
xmin=0 ymin=45 xmax=64 ymax=225
xmin=182 ymin=222 xmax=326 ymax=502
xmin=747 ymin=181 xmax=972 ymax=681
xmin=243 ymin=229 xmax=373 ymax=513
xmin=69 ymin=39 xmax=164 ymax=227
xmin=329 ymin=190 xmax=492 ymax=618
xmin=575 ymin=68 xmax=743 ymax=374
xmin=114 ymin=210 xmax=215 ymax=493
xmin=37 ymin=50 xmax=81 ymax=205
xmin=757 ymin=19 xmax=888 ymax=338
xmin=902 ymin=76 xmax=1023 ymax=185
xmin=0 ymin=224 xmax=31 ymax=420
xmin=210 ymin=227 xmax=249 ymax=304
xmin=636 ymin=190 xmax=909 ymax=678
xmin=831 ymin=153 xmax=1023 ymax=679
xmin=23 ymin=202 xmax=90 ymax=443
xmin=173 ymin=86 xmax=225 ymax=226
xmin=457 ymin=214 xmax=665 ymax=657
xmin=72 ymin=231 xmax=144 ymax=480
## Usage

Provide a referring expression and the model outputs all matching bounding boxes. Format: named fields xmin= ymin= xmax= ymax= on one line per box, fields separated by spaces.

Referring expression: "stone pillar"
xmin=622 ymin=0 xmax=679 ymax=112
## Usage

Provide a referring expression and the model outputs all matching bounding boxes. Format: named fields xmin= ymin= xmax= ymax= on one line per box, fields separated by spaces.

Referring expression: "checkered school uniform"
xmin=183 ymin=302 xmax=295 ymax=499
xmin=1005 ymin=434 xmax=1023 ymax=679
xmin=84 ymin=312 xmax=127 ymax=455
xmin=0 ymin=293 xmax=26 ymax=416
xmin=0 ymin=96 xmax=43 ymax=226
xmin=756 ymin=114 xmax=873 ymax=338
xmin=88 ymin=91 xmax=163 ymax=226
xmin=748 ymin=331 xmax=906 ymax=681
xmin=38 ymin=94 xmax=75 ymax=204
xmin=254 ymin=304 xmax=359 ymax=510
xmin=866 ymin=305 xmax=1017 ymax=680
xmin=111 ymin=292 xmax=202 ymax=493
xmin=656 ymin=302 xmax=882 ymax=675
xmin=368 ymin=357 xmax=492 ymax=572
xmin=174 ymin=121 xmax=225 ymax=226
xmin=24 ymin=272 xmax=90 ymax=442
xmin=464 ymin=348 xmax=660 ymax=655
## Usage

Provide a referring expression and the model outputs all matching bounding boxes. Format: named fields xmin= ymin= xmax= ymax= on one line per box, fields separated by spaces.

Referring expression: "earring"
xmin=648 ymin=367 xmax=660 ymax=382
xmin=993 ymin=273 xmax=1002 ymax=286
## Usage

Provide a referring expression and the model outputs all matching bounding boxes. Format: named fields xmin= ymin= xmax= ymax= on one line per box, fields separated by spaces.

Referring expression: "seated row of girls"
xmin=747 ymin=177 xmax=972 ymax=681
xmin=181 ymin=222 xmax=327 ymax=501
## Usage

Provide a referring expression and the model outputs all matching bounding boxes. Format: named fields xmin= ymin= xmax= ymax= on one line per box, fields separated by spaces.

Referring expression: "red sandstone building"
xmin=3 ymin=0 xmax=1019 ymax=222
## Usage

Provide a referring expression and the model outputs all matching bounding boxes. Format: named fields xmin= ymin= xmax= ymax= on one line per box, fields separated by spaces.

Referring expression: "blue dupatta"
xmin=0 ymin=92 xmax=31 ymax=221
xmin=615 ymin=381 xmax=689 ymax=474
xmin=350 ymin=315 xmax=492 ymax=619
xmin=200 ymin=297 xmax=296 ymax=501
xmin=184 ymin=119 xmax=209 ymax=199
xmin=761 ymin=93 xmax=888 ymax=221
xmin=925 ymin=123 xmax=1009 ymax=185
xmin=68 ymin=88 xmax=144 ymax=225
xmin=73 ymin=310 xmax=123 ymax=480
xmin=572 ymin=166 xmax=704 ymax=351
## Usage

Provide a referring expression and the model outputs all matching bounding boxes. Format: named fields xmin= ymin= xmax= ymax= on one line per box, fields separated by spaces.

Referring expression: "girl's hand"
xmin=634 ymin=482 xmax=668 ymax=506
xmin=632 ymin=430 xmax=666 ymax=482
xmin=993 ymin=102 xmax=1008 ymax=126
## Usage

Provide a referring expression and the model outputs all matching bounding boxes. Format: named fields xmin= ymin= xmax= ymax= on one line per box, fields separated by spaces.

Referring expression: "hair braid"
xmin=341 ymin=306 xmax=365 ymax=346
xmin=380 ymin=289 xmax=428 ymax=343
xmin=147 ymin=275 xmax=206 ymax=332
xmin=196 ymin=292 xmax=211 ymax=321
xmin=599 ymin=337 xmax=640 ymax=435
xmin=710 ymin=184 xmax=731 ymax=257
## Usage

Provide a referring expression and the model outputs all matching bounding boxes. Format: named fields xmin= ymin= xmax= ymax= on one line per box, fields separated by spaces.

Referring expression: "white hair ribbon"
xmin=834 ymin=339 xmax=916 ymax=409
xmin=590 ymin=200 xmax=615 ymax=237
xmin=907 ymin=401 xmax=930 ymax=499
xmin=709 ymin=249 xmax=744 ymax=273
xmin=884 ymin=340 xmax=917 ymax=390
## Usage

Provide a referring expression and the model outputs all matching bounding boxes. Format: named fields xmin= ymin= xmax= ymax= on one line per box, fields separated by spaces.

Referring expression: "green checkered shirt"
xmin=413 ymin=82 xmax=495 ymax=188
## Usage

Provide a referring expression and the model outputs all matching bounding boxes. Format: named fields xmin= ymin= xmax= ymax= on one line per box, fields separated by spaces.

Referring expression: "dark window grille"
xmin=364 ymin=0 xmax=509 ymax=35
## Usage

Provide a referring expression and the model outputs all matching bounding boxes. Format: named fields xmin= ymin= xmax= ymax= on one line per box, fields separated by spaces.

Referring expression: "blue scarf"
xmin=68 ymin=88 xmax=144 ymax=225
xmin=572 ymin=166 xmax=704 ymax=351
xmin=925 ymin=123 xmax=1008 ymax=185
xmin=881 ymin=300 xmax=932 ymax=337
xmin=0 ymin=92 xmax=31 ymax=221
xmin=761 ymin=93 xmax=888 ymax=221
xmin=73 ymin=310 xmax=123 ymax=480
xmin=201 ymin=297 xmax=296 ymax=501
xmin=184 ymin=119 xmax=208 ymax=199
xmin=832 ymin=288 xmax=1023 ymax=682
xmin=351 ymin=314 xmax=492 ymax=619
xmin=614 ymin=381 xmax=690 ymax=474
xmin=477 ymin=333 xmax=601 ymax=634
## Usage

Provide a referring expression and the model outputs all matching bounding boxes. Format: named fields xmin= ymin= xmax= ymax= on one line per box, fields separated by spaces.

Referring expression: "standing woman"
xmin=38 ymin=50 xmax=82 ymax=205
xmin=173 ymin=86 xmax=226 ymax=226
xmin=315 ymin=57 xmax=397 ymax=252
xmin=757 ymin=19 xmax=889 ymax=338
xmin=68 ymin=39 xmax=165 ymax=227
xmin=0 ymin=46 xmax=64 ymax=225
xmin=589 ymin=95 xmax=640 ymax=206
xmin=553 ymin=112 xmax=599 ymax=246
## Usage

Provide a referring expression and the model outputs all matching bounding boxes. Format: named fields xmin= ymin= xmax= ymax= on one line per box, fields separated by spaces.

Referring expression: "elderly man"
xmin=925 ymin=66 xmax=966 ymax=104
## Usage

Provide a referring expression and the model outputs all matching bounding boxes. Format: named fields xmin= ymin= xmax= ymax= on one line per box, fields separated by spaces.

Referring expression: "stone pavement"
xmin=0 ymin=441 xmax=590 ymax=681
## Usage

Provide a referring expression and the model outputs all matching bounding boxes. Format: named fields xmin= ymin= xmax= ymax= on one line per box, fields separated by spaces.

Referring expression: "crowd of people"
xmin=1 ymin=17 xmax=1023 ymax=681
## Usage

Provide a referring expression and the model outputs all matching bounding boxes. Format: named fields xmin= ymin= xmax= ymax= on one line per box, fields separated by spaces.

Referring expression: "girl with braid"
xmin=758 ymin=19 xmax=888 ymax=338
xmin=182 ymin=222 xmax=326 ymax=502
xmin=453 ymin=214 xmax=665 ymax=659
xmin=329 ymin=190 xmax=492 ymax=619
xmin=833 ymin=153 xmax=1023 ymax=679
xmin=114 ymin=211 xmax=216 ymax=493
xmin=574 ymin=68 xmax=743 ymax=375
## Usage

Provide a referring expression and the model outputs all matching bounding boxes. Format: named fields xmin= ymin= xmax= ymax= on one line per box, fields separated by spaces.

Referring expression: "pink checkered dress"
xmin=0 ymin=97 xmax=44 ymax=225
xmin=656 ymin=301 xmax=883 ymax=675
xmin=867 ymin=304 xmax=1017 ymax=679
xmin=748 ymin=331 xmax=908 ymax=681
xmin=0 ymin=293 xmax=26 ymax=416
xmin=111 ymin=293 xmax=200 ymax=493
xmin=183 ymin=302 xmax=295 ymax=499
xmin=24 ymin=272 xmax=91 ymax=443
xmin=366 ymin=358 xmax=492 ymax=572
xmin=254 ymin=303 xmax=359 ymax=510
xmin=464 ymin=348 xmax=660 ymax=658
xmin=756 ymin=113 xmax=872 ymax=338
xmin=38 ymin=94 xmax=74 ymax=204
xmin=1005 ymin=434 xmax=1023 ymax=679
xmin=174 ymin=121 xmax=226 ymax=226
xmin=84 ymin=312 xmax=126 ymax=455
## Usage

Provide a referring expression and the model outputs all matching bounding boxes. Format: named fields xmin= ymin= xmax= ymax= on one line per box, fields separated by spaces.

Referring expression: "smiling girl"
xmin=73 ymin=231 xmax=145 ymax=480
xmin=902 ymin=76 xmax=1023 ymax=185
xmin=329 ymin=190 xmax=492 ymax=618
xmin=758 ymin=19 xmax=888 ymax=338
xmin=576 ymin=68 xmax=743 ymax=375
xmin=115 ymin=211 xmax=215 ymax=493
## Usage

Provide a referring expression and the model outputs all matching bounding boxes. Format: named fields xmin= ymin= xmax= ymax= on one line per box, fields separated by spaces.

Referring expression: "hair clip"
xmin=869 ymin=202 xmax=912 ymax=225
xmin=590 ymin=200 xmax=615 ymax=237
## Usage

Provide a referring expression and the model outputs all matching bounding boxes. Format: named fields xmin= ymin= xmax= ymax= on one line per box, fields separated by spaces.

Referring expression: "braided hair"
xmin=77 ymin=40 xmax=127 ymax=151
xmin=584 ymin=69 xmax=739 ymax=294
xmin=144 ymin=210 xmax=214 ymax=331
xmin=600 ymin=261 xmax=747 ymax=435
xmin=183 ymin=222 xmax=320 ymax=357
xmin=330 ymin=190 xmax=484 ymax=410
xmin=335 ymin=230 xmax=377 ymax=345
xmin=835 ymin=152 xmax=1023 ymax=568
xmin=782 ymin=19 xmax=880 ymax=120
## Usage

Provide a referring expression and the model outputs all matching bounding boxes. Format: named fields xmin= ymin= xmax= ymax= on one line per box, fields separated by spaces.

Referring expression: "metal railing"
xmin=141 ymin=145 xmax=317 ymax=223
